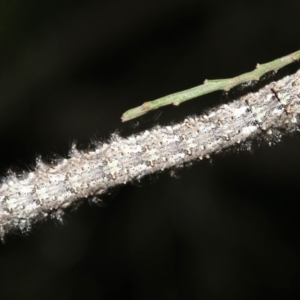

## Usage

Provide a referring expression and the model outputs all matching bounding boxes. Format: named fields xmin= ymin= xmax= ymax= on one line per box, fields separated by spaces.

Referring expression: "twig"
xmin=121 ymin=50 xmax=300 ymax=122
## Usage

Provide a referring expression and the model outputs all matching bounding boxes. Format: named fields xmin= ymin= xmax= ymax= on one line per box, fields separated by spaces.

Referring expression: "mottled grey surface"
xmin=1 ymin=69 xmax=300 ymax=239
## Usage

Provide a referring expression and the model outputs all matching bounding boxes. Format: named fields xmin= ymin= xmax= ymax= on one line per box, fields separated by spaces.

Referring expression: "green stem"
xmin=121 ymin=50 xmax=300 ymax=122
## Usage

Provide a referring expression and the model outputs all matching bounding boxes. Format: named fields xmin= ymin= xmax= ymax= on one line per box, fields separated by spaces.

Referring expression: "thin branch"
xmin=121 ymin=50 xmax=300 ymax=122
xmin=0 ymin=67 xmax=300 ymax=240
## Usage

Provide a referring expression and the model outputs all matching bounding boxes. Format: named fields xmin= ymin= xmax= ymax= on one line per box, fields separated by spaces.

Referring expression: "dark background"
xmin=0 ymin=1 xmax=299 ymax=299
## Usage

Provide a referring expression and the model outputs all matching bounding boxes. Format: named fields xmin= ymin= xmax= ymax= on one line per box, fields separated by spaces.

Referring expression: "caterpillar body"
xmin=0 ymin=69 xmax=300 ymax=239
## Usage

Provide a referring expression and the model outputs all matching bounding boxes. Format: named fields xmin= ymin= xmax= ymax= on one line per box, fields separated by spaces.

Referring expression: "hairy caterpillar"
xmin=0 ymin=69 xmax=300 ymax=239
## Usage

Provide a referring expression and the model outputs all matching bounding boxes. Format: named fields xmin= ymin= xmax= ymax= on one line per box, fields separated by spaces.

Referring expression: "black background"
xmin=0 ymin=1 xmax=299 ymax=299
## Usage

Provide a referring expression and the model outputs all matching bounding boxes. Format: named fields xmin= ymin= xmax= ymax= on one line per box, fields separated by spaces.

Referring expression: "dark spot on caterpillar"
xmin=144 ymin=160 xmax=153 ymax=167
xmin=183 ymin=149 xmax=192 ymax=156
xmin=106 ymin=174 xmax=115 ymax=180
